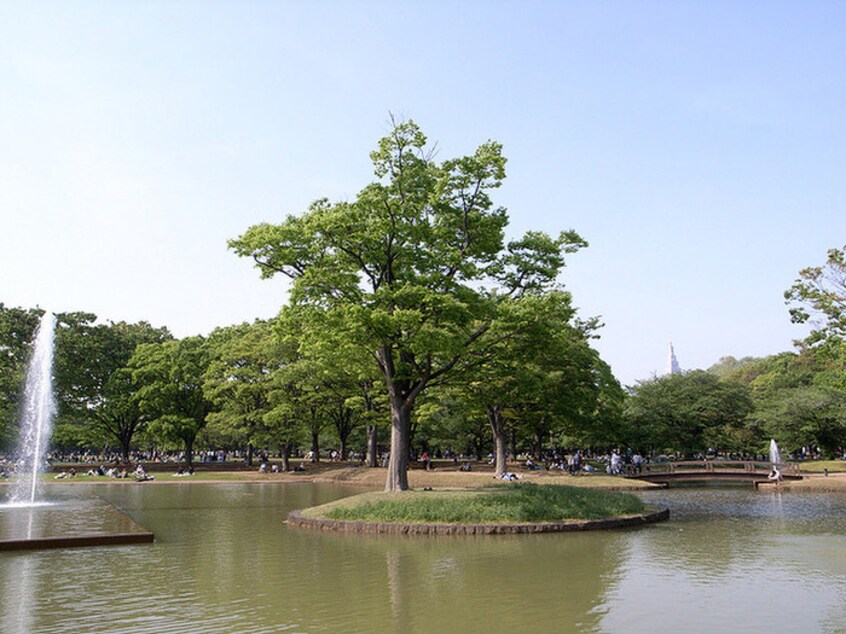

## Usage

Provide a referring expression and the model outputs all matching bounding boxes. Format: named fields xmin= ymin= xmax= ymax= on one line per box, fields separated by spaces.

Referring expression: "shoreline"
xmin=2 ymin=463 xmax=664 ymax=491
xmin=3 ymin=464 xmax=846 ymax=492
xmin=286 ymin=505 xmax=671 ymax=535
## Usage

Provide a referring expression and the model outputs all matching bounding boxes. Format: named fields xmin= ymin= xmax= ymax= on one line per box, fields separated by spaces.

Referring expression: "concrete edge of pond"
xmin=0 ymin=500 xmax=154 ymax=551
xmin=286 ymin=506 xmax=670 ymax=535
xmin=0 ymin=531 xmax=154 ymax=551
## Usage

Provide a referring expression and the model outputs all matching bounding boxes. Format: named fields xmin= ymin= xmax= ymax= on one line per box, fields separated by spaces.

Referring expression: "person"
xmin=134 ymin=464 xmax=155 ymax=481
xmin=271 ymin=463 xmax=280 ymax=473
xmin=768 ymin=466 xmax=783 ymax=483
xmin=421 ymin=451 xmax=431 ymax=471
xmin=610 ymin=451 xmax=622 ymax=475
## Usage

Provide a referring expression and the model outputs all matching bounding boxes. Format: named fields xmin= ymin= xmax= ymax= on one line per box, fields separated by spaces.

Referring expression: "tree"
xmin=94 ymin=368 xmax=146 ymax=463
xmin=203 ymin=320 xmax=291 ymax=466
xmin=0 ymin=304 xmax=41 ymax=449
xmin=785 ymin=244 xmax=846 ymax=348
xmin=459 ymin=291 xmax=603 ymax=476
xmin=131 ymin=336 xmax=212 ymax=465
xmin=625 ymin=371 xmax=754 ymax=456
xmin=52 ymin=314 xmax=171 ymax=451
xmin=728 ymin=347 xmax=846 ymax=457
xmin=230 ymin=119 xmax=583 ymax=491
xmin=753 ymin=385 xmax=846 ymax=458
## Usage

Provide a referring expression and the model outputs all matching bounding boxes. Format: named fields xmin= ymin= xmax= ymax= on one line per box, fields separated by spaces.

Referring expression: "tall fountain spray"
xmin=8 ymin=312 xmax=57 ymax=506
xmin=769 ymin=439 xmax=782 ymax=467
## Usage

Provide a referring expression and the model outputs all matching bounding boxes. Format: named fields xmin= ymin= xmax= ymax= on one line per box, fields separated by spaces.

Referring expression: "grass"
xmin=796 ymin=460 xmax=846 ymax=473
xmin=317 ymin=482 xmax=646 ymax=524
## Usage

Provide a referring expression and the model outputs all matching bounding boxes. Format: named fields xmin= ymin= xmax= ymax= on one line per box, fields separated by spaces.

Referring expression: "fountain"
xmin=0 ymin=312 xmax=153 ymax=550
xmin=769 ymin=439 xmax=782 ymax=467
xmin=7 ymin=312 xmax=56 ymax=506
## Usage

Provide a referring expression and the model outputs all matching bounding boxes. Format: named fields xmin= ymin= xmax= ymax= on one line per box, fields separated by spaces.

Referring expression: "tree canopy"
xmin=230 ymin=119 xmax=586 ymax=490
xmin=785 ymin=244 xmax=846 ymax=348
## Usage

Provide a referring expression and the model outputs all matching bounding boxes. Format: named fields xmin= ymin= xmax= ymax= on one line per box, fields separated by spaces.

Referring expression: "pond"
xmin=1 ymin=483 xmax=845 ymax=633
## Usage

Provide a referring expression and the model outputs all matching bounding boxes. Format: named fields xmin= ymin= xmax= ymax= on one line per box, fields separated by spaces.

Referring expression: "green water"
xmin=2 ymin=483 xmax=846 ymax=633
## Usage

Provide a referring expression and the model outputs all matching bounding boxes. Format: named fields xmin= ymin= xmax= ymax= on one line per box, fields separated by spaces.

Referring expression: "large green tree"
xmin=131 ymin=336 xmax=212 ymax=465
xmin=625 ymin=371 xmax=754 ymax=456
xmin=785 ymin=244 xmax=845 ymax=348
xmin=0 ymin=304 xmax=41 ymax=449
xmin=203 ymin=320 xmax=288 ymax=466
xmin=52 ymin=313 xmax=171 ymax=451
xmin=461 ymin=291 xmax=605 ymax=476
xmin=728 ymin=348 xmax=846 ymax=457
xmin=231 ymin=120 xmax=583 ymax=491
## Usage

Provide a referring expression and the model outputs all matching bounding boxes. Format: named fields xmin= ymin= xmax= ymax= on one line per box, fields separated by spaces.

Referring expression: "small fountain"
xmin=7 ymin=312 xmax=56 ymax=507
xmin=769 ymin=439 xmax=782 ymax=467
xmin=0 ymin=312 xmax=153 ymax=550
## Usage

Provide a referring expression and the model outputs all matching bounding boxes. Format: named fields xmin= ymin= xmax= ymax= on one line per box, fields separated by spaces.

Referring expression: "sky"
xmin=2 ymin=1 xmax=844 ymax=386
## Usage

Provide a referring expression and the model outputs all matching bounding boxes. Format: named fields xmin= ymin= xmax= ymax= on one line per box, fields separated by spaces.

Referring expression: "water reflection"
xmin=1 ymin=484 xmax=845 ymax=633
xmin=598 ymin=488 xmax=846 ymax=632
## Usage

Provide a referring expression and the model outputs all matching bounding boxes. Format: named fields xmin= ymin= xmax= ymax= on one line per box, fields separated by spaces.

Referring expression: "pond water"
xmin=1 ymin=482 xmax=845 ymax=633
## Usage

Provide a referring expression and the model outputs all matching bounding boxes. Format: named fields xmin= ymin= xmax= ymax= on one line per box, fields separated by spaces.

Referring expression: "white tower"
xmin=666 ymin=341 xmax=682 ymax=375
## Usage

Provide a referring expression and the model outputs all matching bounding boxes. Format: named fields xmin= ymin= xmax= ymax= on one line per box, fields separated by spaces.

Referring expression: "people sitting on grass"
xmin=498 ymin=472 xmax=522 ymax=481
xmin=525 ymin=457 xmax=543 ymax=471
xmin=134 ymin=464 xmax=155 ymax=481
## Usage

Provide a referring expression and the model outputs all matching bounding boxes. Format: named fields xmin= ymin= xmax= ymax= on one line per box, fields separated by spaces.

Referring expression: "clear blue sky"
xmin=2 ymin=2 xmax=844 ymax=385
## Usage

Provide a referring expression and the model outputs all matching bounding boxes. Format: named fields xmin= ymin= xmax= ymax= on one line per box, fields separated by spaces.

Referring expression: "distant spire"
xmin=666 ymin=341 xmax=682 ymax=375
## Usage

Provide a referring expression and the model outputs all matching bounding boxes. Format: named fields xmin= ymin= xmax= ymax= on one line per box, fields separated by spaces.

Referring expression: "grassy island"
xmin=301 ymin=482 xmax=646 ymax=525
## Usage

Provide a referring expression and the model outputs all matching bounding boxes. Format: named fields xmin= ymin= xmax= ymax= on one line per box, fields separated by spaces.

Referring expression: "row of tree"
xmin=627 ymin=240 xmax=846 ymax=458
xmin=2 ymin=121 xmax=843 ymax=490
xmin=0 ymin=298 xmax=617 ymax=471
xmin=2 ymin=122 xmax=620 ymax=491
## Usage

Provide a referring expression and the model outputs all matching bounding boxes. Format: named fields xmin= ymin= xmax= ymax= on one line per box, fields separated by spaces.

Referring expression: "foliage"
xmin=0 ymin=304 xmax=41 ymax=449
xmin=52 ymin=313 xmax=171 ymax=449
xmin=322 ymin=483 xmax=645 ymax=523
xmin=131 ymin=336 xmax=212 ymax=463
xmin=624 ymin=371 xmax=753 ymax=455
xmin=203 ymin=320 xmax=299 ymax=461
xmin=785 ymin=244 xmax=846 ymax=348
xmin=752 ymin=385 xmax=846 ymax=458
xmin=230 ymin=119 xmax=585 ymax=490
xmin=706 ymin=355 xmax=763 ymax=379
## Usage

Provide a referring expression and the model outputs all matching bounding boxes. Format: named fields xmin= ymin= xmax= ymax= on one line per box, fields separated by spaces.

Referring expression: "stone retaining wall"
xmin=286 ymin=507 xmax=670 ymax=535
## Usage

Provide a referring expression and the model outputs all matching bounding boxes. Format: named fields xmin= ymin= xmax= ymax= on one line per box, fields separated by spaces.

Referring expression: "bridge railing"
xmin=638 ymin=460 xmax=801 ymax=477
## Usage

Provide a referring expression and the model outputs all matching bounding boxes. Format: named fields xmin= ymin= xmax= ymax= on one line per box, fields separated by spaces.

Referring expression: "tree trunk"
xmin=120 ymin=434 xmax=131 ymax=465
xmin=533 ymin=430 xmax=543 ymax=458
xmin=311 ymin=431 xmax=320 ymax=462
xmin=385 ymin=399 xmax=411 ymax=492
xmin=488 ymin=407 xmax=507 ymax=478
xmin=184 ymin=437 xmax=194 ymax=466
xmin=366 ymin=425 xmax=378 ymax=468
xmin=281 ymin=443 xmax=291 ymax=472
xmin=246 ymin=442 xmax=254 ymax=466
xmin=509 ymin=427 xmax=517 ymax=461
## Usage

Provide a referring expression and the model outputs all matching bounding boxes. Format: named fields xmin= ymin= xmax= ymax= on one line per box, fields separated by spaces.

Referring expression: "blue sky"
xmin=2 ymin=2 xmax=844 ymax=385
